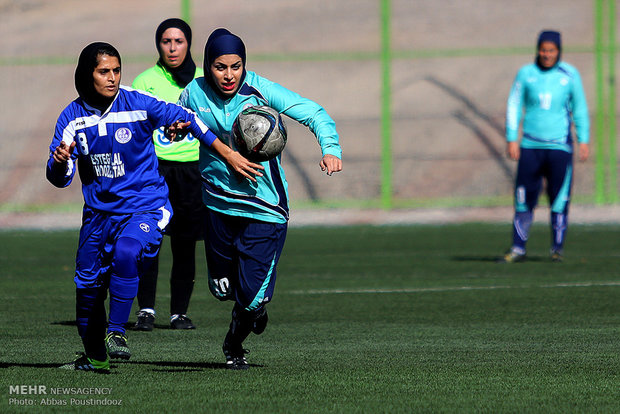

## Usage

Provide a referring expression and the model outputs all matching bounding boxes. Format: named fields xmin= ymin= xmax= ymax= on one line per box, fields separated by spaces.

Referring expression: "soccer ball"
xmin=232 ymin=105 xmax=287 ymax=162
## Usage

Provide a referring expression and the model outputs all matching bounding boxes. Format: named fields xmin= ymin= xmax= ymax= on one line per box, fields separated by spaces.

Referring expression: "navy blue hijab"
xmin=535 ymin=30 xmax=561 ymax=70
xmin=74 ymin=42 xmax=121 ymax=111
xmin=155 ymin=18 xmax=197 ymax=87
xmin=203 ymin=28 xmax=247 ymax=98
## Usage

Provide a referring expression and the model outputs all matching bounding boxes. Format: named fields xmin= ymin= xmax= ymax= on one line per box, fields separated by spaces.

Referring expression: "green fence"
xmin=0 ymin=0 xmax=618 ymax=213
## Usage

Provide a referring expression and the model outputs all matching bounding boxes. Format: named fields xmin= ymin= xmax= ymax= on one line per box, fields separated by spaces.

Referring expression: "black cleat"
xmin=132 ymin=310 xmax=155 ymax=331
xmin=59 ymin=352 xmax=110 ymax=374
xmin=105 ymin=331 xmax=131 ymax=360
xmin=170 ymin=314 xmax=196 ymax=330
xmin=223 ymin=342 xmax=249 ymax=370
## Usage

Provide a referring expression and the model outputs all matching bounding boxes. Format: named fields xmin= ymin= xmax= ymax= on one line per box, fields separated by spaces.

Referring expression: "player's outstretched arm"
xmin=211 ymin=139 xmax=264 ymax=182
xmin=319 ymin=154 xmax=342 ymax=176
xmin=164 ymin=119 xmax=264 ymax=181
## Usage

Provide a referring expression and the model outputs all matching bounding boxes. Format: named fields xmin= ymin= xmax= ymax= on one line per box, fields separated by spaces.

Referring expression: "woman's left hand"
xmin=319 ymin=154 xmax=342 ymax=176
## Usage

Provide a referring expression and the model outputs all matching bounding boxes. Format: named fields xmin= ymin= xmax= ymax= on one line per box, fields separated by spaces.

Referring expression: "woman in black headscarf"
xmin=74 ymin=42 xmax=121 ymax=112
xmin=131 ymin=19 xmax=206 ymax=332
xmin=48 ymin=41 xmax=261 ymax=373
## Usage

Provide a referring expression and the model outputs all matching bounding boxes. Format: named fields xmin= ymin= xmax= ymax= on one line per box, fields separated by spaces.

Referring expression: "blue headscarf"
xmin=535 ymin=30 xmax=561 ymax=70
xmin=203 ymin=28 xmax=247 ymax=98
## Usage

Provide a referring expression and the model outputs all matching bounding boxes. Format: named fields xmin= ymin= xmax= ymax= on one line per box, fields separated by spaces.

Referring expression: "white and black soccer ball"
xmin=232 ymin=105 xmax=287 ymax=162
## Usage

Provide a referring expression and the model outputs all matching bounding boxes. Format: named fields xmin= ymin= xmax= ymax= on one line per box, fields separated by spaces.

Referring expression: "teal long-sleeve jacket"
xmin=179 ymin=71 xmax=342 ymax=224
xmin=506 ymin=61 xmax=590 ymax=153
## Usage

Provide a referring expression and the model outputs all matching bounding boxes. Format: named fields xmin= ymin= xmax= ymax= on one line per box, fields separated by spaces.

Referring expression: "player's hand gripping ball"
xmin=232 ymin=105 xmax=287 ymax=162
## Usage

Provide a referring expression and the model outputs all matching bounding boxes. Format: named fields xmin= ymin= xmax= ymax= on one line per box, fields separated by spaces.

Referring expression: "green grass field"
xmin=1 ymin=223 xmax=619 ymax=413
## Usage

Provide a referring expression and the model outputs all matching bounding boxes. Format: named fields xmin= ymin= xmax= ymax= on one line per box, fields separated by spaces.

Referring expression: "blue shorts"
xmin=74 ymin=203 xmax=171 ymax=289
xmin=204 ymin=209 xmax=287 ymax=311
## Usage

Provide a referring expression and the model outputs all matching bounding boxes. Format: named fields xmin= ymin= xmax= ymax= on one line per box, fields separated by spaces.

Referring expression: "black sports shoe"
xmin=59 ymin=352 xmax=110 ymax=374
xmin=170 ymin=314 xmax=196 ymax=330
xmin=222 ymin=341 xmax=249 ymax=370
xmin=132 ymin=310 xmax=155 ymax=331
xmin=105 ymin=331 xmax=131 ymax=360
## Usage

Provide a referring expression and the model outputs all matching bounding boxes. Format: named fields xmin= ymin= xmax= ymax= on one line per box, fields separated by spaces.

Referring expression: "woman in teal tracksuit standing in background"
xmin=501 ymin=30 xmax=590 ymax=263
xmin=179 ymin=28 xmax=342 ymax=369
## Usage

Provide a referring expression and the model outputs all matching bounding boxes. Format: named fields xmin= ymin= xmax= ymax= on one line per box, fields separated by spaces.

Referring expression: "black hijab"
xmin=156 ymin=18 xmax=196 ymax=87
xmin=203 ymin=28 xmax=247 ymax=99
xmin=74 ymin=42 xmax=121 ymax=112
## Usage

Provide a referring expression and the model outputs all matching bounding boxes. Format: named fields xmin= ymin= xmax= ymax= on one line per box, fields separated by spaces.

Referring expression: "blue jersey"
xmin=46 ymin=86 xmax=218 ymax=214
xmin=179 ymin=71 xmax=342 ymax=224
xmin=506 ymin=61 xmax=589 ymax=152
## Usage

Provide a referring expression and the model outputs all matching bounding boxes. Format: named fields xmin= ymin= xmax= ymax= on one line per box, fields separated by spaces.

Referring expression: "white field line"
xmin=286 ymin=281 xmax=620 ymax=296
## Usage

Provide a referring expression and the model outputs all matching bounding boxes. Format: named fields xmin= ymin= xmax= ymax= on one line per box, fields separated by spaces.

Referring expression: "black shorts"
xmin=158 ymin=160 xmax=206 ymax=240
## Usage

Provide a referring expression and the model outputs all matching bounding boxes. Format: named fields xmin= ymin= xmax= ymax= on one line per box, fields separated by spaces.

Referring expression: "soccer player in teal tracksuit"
xmin=501 ymin=30 xmax=590 ymax=263
xmin=179 ymin=28 xmax=343 ymax=369
xmin=47 ymin=42 xmax=260 ymax=373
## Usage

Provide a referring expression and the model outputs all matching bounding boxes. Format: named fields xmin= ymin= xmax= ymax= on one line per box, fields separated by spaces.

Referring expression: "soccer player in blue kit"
xmin=500 ymin=30 xmax=590 ymax=263
xmin=47 ymin=42 xmax=262 ymax=373
xmin=178 ymin=28 xmax=343 ymax=369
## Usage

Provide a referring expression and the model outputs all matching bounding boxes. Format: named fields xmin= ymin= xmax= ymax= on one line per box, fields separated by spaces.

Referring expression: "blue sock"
xmin=512 ymin=211 xmax=533 ymax=252
xmin=551 ymin=212 xmax=567 ymax=252
xmin=75 ymin=287 xmax=108 ymax=361
xmin=107 ymin=237 xmax=142 ymax=334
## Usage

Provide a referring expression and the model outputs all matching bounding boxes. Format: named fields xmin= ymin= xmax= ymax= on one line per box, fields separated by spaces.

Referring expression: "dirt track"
xmin=3 ymin=204 xmax=620 ymax=230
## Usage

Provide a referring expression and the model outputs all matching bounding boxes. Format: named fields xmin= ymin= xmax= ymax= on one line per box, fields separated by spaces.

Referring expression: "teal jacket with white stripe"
xmin=506 ymin=61 xmax=589 ymax=152
xmin=178 ymin=71 xmax=342 ymax=224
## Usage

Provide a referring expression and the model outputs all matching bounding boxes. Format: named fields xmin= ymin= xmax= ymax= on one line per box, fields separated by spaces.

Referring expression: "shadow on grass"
xmin=50 ymin=321 xmax=189 ymax=330
xmin=0 ymin=360 xmax=263 ymax=371
xmin=450 ymin=255 xmax=547 ymax=263
xmin=115 ymin=360 xmax=264 ymax=371
xmin=51 ymin=320 xmax=76 ymax=326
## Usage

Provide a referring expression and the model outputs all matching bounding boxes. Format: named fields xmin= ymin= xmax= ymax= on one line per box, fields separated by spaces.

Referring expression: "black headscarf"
xmin=535 ymin=30 xmax=562 ymax=70
xmin=156 ymin=18 xmax=196 ymax=87
xmin=203 ymin=28 xmax=247 ymax=99
xmin=74 ymin=42 xmax=121 ymax=112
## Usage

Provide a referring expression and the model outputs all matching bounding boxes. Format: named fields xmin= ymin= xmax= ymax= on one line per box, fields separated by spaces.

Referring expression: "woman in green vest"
xmin=131 ymin=18 xmax=205 ymax=330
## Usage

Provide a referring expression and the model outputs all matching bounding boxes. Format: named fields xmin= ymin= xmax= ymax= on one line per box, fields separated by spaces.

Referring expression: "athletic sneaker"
xmin=550 ymin=250 xmax=564 ymax=262
xmin=170 ymin=314 xmax=196 ymax=330
xmin=498 ymin=248 xmax=526 ymax=263
xmin=222 ymin=342 xmax=249 ymax=370
xmin=132 ymin=310 xmax=155 ymax=331
xmin=105 ymin=331 xmax=131 ymax=360
xmin=59 ymin=352 xmax=110 ymax=374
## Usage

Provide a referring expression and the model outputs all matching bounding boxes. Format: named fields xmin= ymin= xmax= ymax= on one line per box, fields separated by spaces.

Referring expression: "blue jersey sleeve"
xmin=46 ymin=105 xmax=78 ymax=188
xmin=140 ymin=90 xmax=218 ymax=147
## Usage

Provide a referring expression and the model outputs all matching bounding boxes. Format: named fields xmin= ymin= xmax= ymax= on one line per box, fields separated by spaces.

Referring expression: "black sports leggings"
xmin=137 ymin=236 xmax=197 ymax=316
